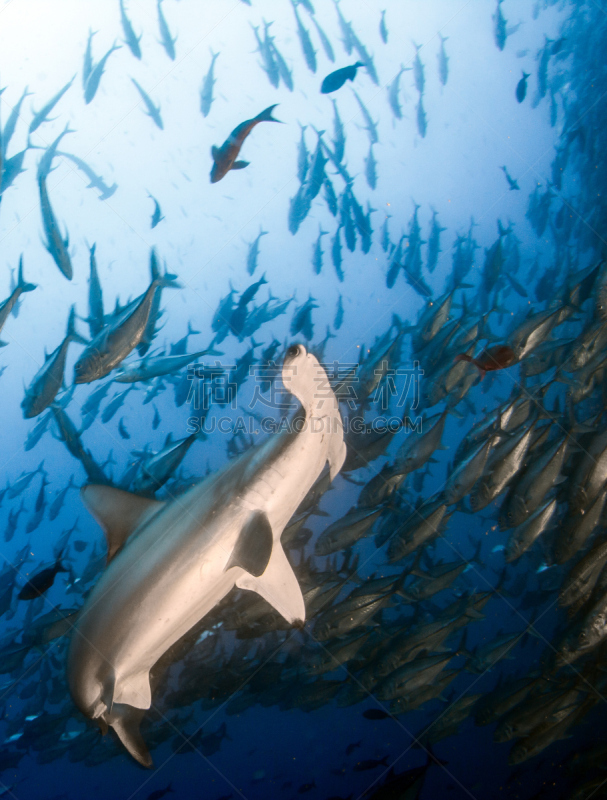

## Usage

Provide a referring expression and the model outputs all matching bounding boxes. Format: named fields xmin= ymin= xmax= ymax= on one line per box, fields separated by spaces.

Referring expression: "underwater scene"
xmin=0 ymin=0 xmax=605 ymax=798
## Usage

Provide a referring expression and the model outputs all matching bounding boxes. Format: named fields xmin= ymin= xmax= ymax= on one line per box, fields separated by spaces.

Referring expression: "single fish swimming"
xmin=210 ymin=104 xmax=282 ymax=184
xmin=321 ymin=62 xmax=364 ymax=94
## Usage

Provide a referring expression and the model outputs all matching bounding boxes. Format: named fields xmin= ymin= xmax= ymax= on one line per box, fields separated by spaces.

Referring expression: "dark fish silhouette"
xmin=516 ymin=71 xmax=530 ymax=103
xmin=18 ymin=553 xmax=68 ymax=600
xmin=210 ymin=105 xmax=282 ymax=183
xmin=455 ymin=345 xmax=517 ymax=378
xmin=321 ymin=62 xmax=364 ymax=94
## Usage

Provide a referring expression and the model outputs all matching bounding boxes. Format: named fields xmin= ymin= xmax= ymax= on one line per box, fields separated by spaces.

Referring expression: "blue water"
xmin=0 ymin=1 xmax=600 ymax=798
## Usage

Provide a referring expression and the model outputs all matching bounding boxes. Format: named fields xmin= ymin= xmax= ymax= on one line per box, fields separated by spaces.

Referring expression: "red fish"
xmin=454 ymin=344 xmax=517 ymax=379
xmin=210 ymin=104 xmax=282 ymax=183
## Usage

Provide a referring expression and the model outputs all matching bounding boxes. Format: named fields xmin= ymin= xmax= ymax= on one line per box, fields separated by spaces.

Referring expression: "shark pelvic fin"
xmin=107 ymin=703 xmax=152 ymax=768
xmin=80 ymin=484 xmax=164 ymax=563
xmin=236 ymin=537 xmax=305 ymax=625
xmin=226 ymin=510 xmax=273 ymax=577
xmin=112 ymin=670 xmax=152 ymax=709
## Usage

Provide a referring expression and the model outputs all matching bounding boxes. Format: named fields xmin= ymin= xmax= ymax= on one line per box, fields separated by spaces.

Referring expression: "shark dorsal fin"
xmin=80 ymin=484 xmax=164 ymax=563
xmin=226 ymin=510 xmax=272 ymax=577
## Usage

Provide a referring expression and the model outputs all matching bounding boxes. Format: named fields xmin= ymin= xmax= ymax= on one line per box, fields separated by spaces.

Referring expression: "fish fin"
xmin=0 ymin=340 xmax=8 ymax=348
xmin=112 ymin=670 xmax=152 ymax=709
xmin=107 ymin=704 xmax=152 ymax=768
xmin=80 ymin=484 xmax=164 ymax=562
xmin=211 ymin=145 xmax=220 ymax=161
xmin=66 ymin=305 xmax=88 ymax=345
xmin=17 ymin=255 xmax=36 ymax=292
xmin=235 ymin=538 xmax=305 ymax=625
xmin=256 ymin=103 xmax=282 ymax=123
xmin=226 ymin=510 xmax=273 ymax=577
xmin=231 ymin=160 xmax=249 ymax=170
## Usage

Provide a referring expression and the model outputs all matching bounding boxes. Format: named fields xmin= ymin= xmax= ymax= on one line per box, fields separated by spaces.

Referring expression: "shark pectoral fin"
xmin=107 ymin=703 xmax=152 ymax=768
xmin=226 ymin=510 xmax=273 ymax=576
xmin=327 ymin=426 xmax=347 ymax=482
xmin=231 ymin=160 xmax=250 ymax=170
xmin=113 ymin=671 xmax=152 ymax=709
xmin=80 ymin=484 xmax=164 ymax=563
xmin=236 ymin=541 xmax=305 ymax=626
xmin=211 ymin=145 xmax=220 ymax=161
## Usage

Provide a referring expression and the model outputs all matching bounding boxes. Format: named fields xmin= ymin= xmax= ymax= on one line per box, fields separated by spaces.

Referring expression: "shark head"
xmin=282 ymin=344 xmax=332 ymax=413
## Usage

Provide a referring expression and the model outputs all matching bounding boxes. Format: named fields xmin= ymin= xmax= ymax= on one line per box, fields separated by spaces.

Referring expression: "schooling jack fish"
xmin=67 ymin=344 xmax=346 ymax=766
xmin=210 ymin=104 xmax=282 ymax=183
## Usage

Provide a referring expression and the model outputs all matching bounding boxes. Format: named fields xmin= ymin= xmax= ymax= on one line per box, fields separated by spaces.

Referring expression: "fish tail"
xmin=454 ymin=353 xmax=474 ymax=364
xmin=17 ymin=255 xmax=36 ymax=293
xmin=256 ymin=104 xmax=282 ymax=123
xmin=67 ymin=305 xmax=88 ymax=345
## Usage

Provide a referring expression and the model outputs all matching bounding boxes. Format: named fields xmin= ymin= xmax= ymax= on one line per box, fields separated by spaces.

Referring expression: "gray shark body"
xmin=67 ymin=345 xmax=346 ymax=766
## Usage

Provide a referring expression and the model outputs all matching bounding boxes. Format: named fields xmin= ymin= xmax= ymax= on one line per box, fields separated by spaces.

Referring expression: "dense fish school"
xmin=0 ymin=1 xmax=604 ymax=799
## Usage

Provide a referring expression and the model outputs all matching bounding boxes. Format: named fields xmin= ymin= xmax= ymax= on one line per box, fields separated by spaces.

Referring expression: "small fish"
xmin=200 ymin=50 xmax=219 ymax=117
xmin=353 ymin=90 xmax=379 ymax=144
xmin=334 ymin=294 xmax=344 ymax=330
xmin=29 ymin=76 xmax=75 ymax=134
xmin=120 ymin=0 xmax=142 ymax=59
xmin=148 ymin=192 xmax=164 ymax=228
xmin=84 ymin=42 xmax=121 ymax=104
xmin=516 ymin=71 xmax=530 ymax=103
xmin=454 ymin=345 xmax=517 ymax=379
xmin=311 ymin=16 xmax=335 ymax=62
xmin=0 ymin=256 xmax=36 ymax=346
xmin=501 ymin=165 xmax=520 ymax=190
xmin=82 ymin=29 xmax=97 ymax=90
xmin=210 ymin=104 xmax=282 ymax=183
xmin=332 ymin=226 xmax=344 ymax=282
xmin=18 ymin=553 xmax=68 ymax=601
xmin=438 ymin=34 xmax=449 ymax=85
xmin=321 ymin=62 xmax=364 ymax=94
xmin=157 ymin=0 xmax=177 ymax=60
xmin=291 ymin=1 xmax=316 ymax=73
xmin=413 ymin=43 xmax=425 ymax=94
xmin=364 ymin=144 xmax=377 ymax=190
xmin=379 ymin=10 xmax=388 ymax=43
xmin=118 ymin=417 xmax=131 ymax=440
xmin=246 ymin=229 xmax=268 ymax=276
xmin=132 ymin=78 xmax=164 ymax=129
xmin=312 ymin=228 xmax=328 ymax=275
xmin=152 ymin=404 xmax=161 ymax=430
xmin=414 ymin=95 xmax=427 ymax=138
xmin=494 ymin=0 xmax=507 ymax=51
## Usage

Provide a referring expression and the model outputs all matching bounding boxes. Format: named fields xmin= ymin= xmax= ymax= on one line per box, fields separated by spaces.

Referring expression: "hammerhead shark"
xmin=67 ymin=344 xmax=346 ymax=766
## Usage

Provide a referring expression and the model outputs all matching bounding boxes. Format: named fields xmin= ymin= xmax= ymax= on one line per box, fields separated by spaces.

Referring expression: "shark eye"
xmin=287 ymin=345 xmax=301 ymax=359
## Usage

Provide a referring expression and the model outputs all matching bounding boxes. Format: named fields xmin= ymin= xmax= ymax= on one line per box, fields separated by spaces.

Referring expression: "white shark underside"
xmin=67 ymin=345 xmax=346 ymax=766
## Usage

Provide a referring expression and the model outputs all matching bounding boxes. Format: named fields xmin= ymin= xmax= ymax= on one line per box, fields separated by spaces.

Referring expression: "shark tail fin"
xmin=107 ymin=704 xmax=152 ymax=768
xmin=17 ymin=255 xmax=36 ymax=293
